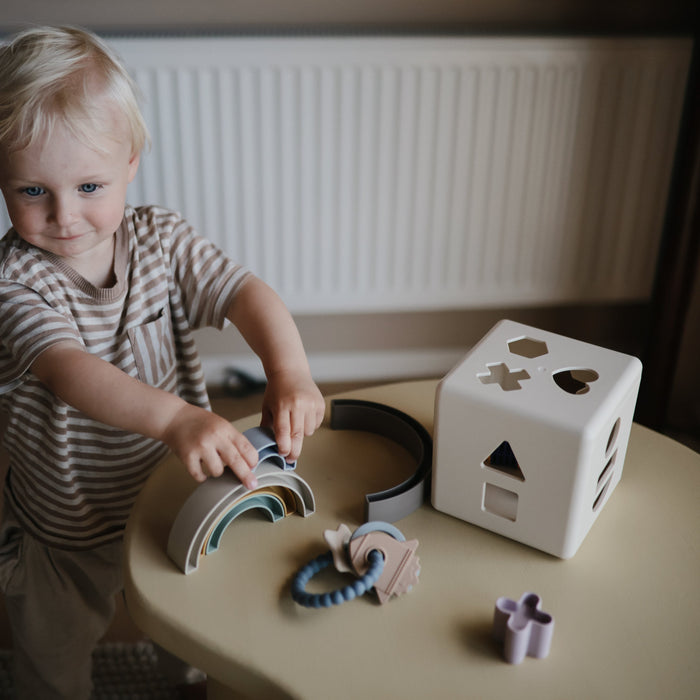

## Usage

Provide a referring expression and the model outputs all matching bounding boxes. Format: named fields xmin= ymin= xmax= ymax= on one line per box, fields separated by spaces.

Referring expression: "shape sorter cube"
xmin=432 ymin=319 xmax=642 ymax=559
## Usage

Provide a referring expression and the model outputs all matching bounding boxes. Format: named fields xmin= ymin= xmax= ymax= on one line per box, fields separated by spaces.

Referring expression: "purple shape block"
xmin=493 ymin=593 xmax=554 ymax=664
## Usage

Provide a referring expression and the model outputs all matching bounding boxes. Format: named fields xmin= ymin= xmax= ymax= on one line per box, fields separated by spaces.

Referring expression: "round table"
xmin=124 ymin=380 xmax=700 ymax=699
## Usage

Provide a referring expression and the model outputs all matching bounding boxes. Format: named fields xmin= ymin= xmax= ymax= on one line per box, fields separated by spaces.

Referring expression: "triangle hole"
xmin=483 ymin=441 xmax=525 ymax=481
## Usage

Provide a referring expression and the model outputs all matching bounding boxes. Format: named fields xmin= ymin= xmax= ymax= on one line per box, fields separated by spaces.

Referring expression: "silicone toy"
xmin=432 ymin=319 xmax=642 ymax=558
xmin=291 ymin=522 xmax=420 ymax=607
xmin=493 ymin=593 xmax=554 ymax=664
xmin=330 ymin=400 xmax=432 ymax=522
xmin=167 ymin=426 xmax=315 ymax=574
xmin=290 ymin=550 xmax=385 ymax=609
xmin=243 ymin=425 xmax=297 ymax=471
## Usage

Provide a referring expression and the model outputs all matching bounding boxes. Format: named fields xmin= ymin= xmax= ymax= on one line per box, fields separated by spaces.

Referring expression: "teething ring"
xmin=290 ymin=521 xmax=421 ymax=607
xmin=290 ymin=549 xmax=385 ymax=608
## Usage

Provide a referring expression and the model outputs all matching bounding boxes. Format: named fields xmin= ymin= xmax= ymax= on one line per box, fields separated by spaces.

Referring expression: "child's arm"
xmin=226 ymin=276 xmax=325 ymax=462
xmin=30 ymin=342 xmax=260 ymax=488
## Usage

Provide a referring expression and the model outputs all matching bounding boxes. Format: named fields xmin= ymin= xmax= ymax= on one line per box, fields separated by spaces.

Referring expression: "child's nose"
xmin=50 ymin=195 xmax=77 ymax=228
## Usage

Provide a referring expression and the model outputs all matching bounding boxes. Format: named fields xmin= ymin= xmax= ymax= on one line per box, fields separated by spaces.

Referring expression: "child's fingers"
xmin=286 ymin=420 xmax=305 ymax=463
xmin=219 ymin=434 xmax=259 ymax=489
xmin=185 ymin=457 xmax=208 ymax=483
xmin=281 ymin=406 xmax=318 ymax=462
xmin=200 ymin=446 xmax=225 ymax=479
xmin=260 ymin=405 xmax=274 ymax=429
xmin=233 ymin=431 xmax=261 ymax=470
xmin=309 ymin=400 xmax=325 ymax=433
xmin=272 ymin=409 xmax=293 ymax=459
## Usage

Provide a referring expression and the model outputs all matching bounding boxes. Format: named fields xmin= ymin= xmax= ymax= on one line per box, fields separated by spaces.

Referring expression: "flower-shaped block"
xmin=492 ymin=592 xmax=554 ymax=664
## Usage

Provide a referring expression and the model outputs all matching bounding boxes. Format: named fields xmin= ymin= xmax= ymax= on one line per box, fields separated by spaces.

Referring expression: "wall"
xmin=193 ymin=304 xmax=651 ymax=386
xmin=0 ymin=0 xmax=696 ymax=35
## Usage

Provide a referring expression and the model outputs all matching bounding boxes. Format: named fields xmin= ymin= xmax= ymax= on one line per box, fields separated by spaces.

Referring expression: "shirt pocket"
xmin=127 ymin=307 xmax=177 ymax=387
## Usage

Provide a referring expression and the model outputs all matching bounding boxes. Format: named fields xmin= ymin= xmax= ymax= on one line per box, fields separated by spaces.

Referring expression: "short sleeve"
xmin=0 ymin=281 xmax=83 ymax=394
xmin=168 ymin=218 xmax=252 ymax=329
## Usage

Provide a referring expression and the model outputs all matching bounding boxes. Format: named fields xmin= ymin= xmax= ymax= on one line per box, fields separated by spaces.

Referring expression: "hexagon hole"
xmin=508 ymin=336 xmax=548 ymax=359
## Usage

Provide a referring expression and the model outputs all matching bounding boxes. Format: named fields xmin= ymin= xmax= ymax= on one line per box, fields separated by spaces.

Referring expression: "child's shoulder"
xmin=0 ymin=229 xmax=41 ymax=281
xmin=125 ymin=204 xmax=188 ymax=233
xmin=123 ymin=205 xmax=199 ymax=260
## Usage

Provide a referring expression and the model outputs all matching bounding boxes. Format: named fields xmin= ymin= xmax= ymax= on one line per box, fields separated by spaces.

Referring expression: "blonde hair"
xmin=0 ymin=25 xmax=149 ymax=154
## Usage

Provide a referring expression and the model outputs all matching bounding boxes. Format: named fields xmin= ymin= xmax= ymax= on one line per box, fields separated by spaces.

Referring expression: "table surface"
xmin=124 ymin=380 xmax=700 ymax=700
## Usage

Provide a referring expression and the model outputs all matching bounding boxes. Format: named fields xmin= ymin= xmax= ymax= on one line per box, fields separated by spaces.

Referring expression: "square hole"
xmin=483 ymin=483 xmax=518 ymax=521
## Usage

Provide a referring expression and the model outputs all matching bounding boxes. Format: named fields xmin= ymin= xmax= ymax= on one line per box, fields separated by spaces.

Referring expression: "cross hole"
xmin=477 ymin=363 xmax=530 ymax=391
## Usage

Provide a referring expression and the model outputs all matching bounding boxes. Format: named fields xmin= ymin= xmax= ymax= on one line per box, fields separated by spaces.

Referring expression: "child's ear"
xmin=127 ymin=151 xmax=140 ymax=183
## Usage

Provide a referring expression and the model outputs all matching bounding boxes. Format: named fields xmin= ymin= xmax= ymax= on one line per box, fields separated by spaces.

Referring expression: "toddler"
xmin=0 ymin=25 xmax=325 ymax=698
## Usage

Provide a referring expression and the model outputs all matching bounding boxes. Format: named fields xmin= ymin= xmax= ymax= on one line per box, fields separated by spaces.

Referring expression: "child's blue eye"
xmin=23 ymin=186 xmax=45 ymax=197
xmin=79 ymin=183 xmax=100 ymax=193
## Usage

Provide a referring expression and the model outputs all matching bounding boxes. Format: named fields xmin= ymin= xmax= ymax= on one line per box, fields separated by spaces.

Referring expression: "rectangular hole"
xmin=597 ymin=450 xmax=617 ymax=491
xmin=483 ymin=483 xmax=518 ymax=522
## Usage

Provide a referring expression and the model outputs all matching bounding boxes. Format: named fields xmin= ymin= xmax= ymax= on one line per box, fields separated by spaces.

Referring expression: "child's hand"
xmin=161 ymin=403 xmax=260 ymax=488
xmin=260 ymin=368 xmax=325 ymax=463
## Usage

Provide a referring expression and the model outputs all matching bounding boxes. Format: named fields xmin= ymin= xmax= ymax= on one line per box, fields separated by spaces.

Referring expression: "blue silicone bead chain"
xmin=291 ymin=549 xmax=385 ymax=608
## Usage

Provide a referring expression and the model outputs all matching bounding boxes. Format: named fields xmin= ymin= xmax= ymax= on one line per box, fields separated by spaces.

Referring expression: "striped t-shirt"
xmin=0 ymin=205 xmax=250 ymax=549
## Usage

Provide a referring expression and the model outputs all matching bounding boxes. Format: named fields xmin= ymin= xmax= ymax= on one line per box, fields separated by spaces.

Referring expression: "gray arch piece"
xmin=245 ymin=425 xmax=296 ymax=471
xmin=167 ymin=427 xmax=313 ymax=574
xmin=350 ymin=521 xmax=406 ymax=543
xmin=329 ymin=399 xmax=432 ymax=523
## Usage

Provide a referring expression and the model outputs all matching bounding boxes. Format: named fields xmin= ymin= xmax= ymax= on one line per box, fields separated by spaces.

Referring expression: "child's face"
xmin=0 ymin=106 xmax=139 ymax=268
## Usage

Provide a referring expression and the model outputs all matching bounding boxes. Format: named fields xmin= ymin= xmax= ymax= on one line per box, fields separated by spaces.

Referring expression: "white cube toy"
xmin=432 ymin=320 xmax=642 ymax=559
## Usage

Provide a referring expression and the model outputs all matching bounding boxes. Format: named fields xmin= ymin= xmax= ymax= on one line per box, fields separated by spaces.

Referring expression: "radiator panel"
xmin=0 ymin=37 xmax=691 ymax=312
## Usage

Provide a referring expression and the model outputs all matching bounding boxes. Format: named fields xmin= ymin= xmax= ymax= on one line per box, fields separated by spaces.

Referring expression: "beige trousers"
xmin=0 ymin=500 xmax=123 ymax=699
xmin=0 ymin=496 xmax=204 ymax=699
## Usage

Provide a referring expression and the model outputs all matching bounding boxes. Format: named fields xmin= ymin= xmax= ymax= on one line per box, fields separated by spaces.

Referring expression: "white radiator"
xmin=1 ymin=36 xmax=691 ymax=313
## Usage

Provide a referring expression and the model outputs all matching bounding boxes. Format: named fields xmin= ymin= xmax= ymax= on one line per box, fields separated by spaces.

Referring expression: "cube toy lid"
xmin=439 ymin=319 xmax=643 ymax=432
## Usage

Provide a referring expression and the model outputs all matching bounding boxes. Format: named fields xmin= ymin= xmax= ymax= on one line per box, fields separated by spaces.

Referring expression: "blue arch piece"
xmin=205 ymin=493 xmax=286 ymax=554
